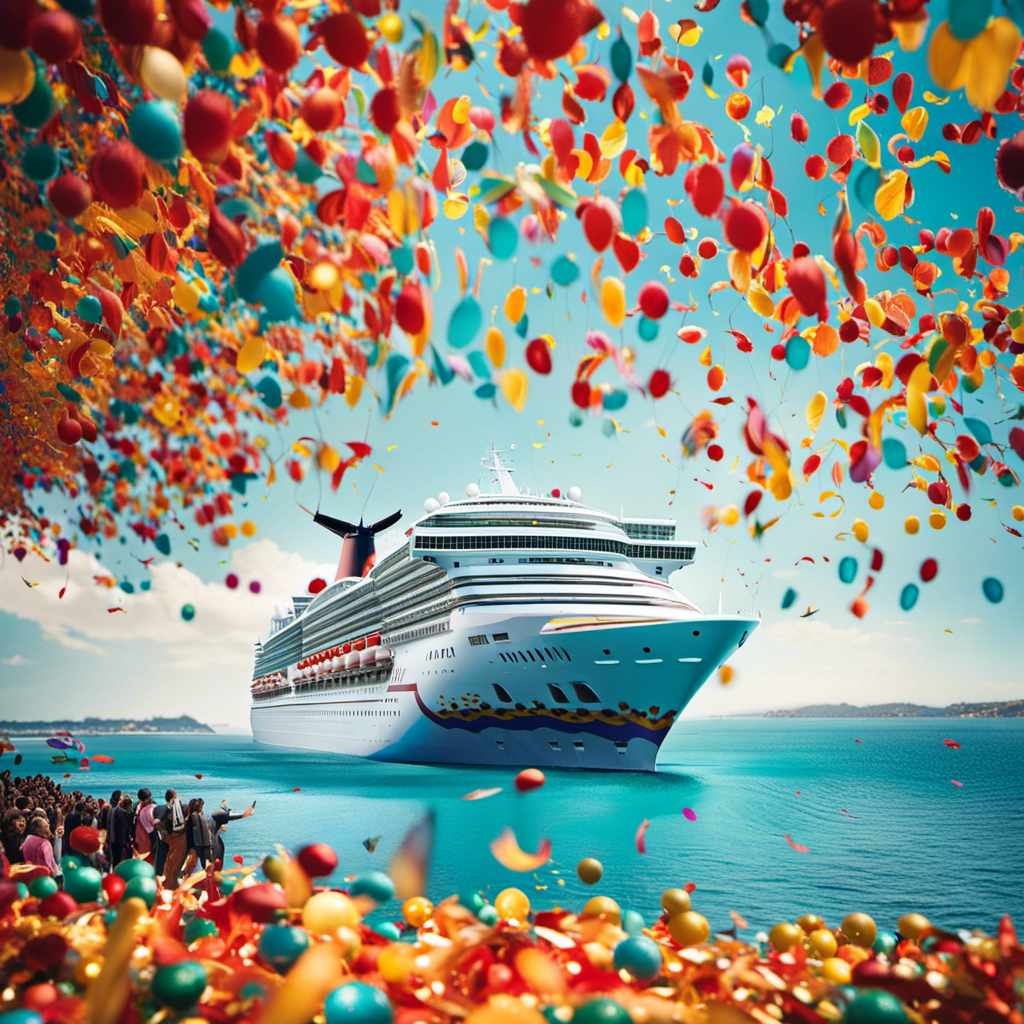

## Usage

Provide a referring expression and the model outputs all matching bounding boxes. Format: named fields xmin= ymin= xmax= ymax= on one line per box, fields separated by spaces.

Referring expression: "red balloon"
xmin=22 ymin=984 xmax=60 ymax=1013
xmin=571 ymin=380 xmax=591 ymax=408
xmin=996 ymin=131 xmax=1024 ymax=192
xmin=297 ymin=842 xmax=338 ymax=877
xmin=926 ymin=480 xmax=949 ymax=505
xmin=320 ymin=12 xmax=372 ymax=68
xmin=184 ymin=91 xmax=234 ymax=161
xmin=90 ymin=141 xmax=146 ymax=209
xmin=649 ymin=368 xmax=670 ymax=398
xmin=169 ymin=0 xmax=211 ymax=39
xmin=369 ymin=87 xmax=401 ymax=135
xmin=638 ymin=281 xmax=669 ymax=320
xmin=583 ymin=202 xmax=615 ymax=252
xmin=69 ymin=825 xmax=101 ymax=854
xmin=920 ymin=558 xmax=938 ymax=583
xmin=955 ymin=503 xmax=972 ymax=522
xmin=47 ymin=174 xmax=93 ymax=219
xmin=256 ymin=15 xmax=302 ymax=73
xmin=515 ymin=768 xmax=546 ymax=792
xmin=395 ymin=284 xmax=425 ymax=335
xmin=0 ymin=0 xmax=40 ymax=50
xmin=30 ymin=11 xmax=83 ymax=63
xmin=39 ymin=892 xmax=78 ymax=921
xmin=303 ymin=87 xmax=342 ymax=132
xmin=308 ymin=577 xmax=327 ymax=594
xmin=707 ymin=444 xmax=724 ymax=461
xmin=231 ymin=882 xmax=289 ymax=924
xmin=790 ymin=112 xmax=809 ymax=143
xmin=518 ymin=0 xmax=602 ymax=61
xmin=526 ymin=338 xmax=552 ymax=375
xmin=21 ymin=933 xmax=68 ymax=971
xmin=892 ymin=71 xmax=914 ymax=114
xmin=101 ymin=873 xmax=126 ymax=905
xmin=57 ymin=415 xmax=82 ymax=447
xmin=730 ymin=144 xmax=755 ymax=190
xmin=786 ymin=257 xmax=828 ymax=319
xmin=724 ymin=202 xmax=768 ymax=253
xmin=98 ymin=0 xmax=156 ymax=45
xmin=819 ymin=0 xmax=877 ymax=65
xmin=691 ymin=163 xmax=724 ymax=217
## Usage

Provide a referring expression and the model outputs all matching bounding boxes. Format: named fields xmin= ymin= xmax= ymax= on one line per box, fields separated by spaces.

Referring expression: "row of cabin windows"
xmin=491 ymin=681 xmax=600 ymax=705
xmin=428 ymin=647 xmax=456 ymax=660
xmin=416 ymin=534 xmax=696 ymax=561
xmin=498 ymin=646 xmax=572 ymax=665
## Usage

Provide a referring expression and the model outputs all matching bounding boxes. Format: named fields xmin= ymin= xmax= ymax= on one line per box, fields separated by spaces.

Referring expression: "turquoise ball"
xmin=240 ymin=981 xmax=268 ymax=1001
xmin=183 ymin=917 xmax=219 ymax=943
xmin=29 ymin=876 xmax=59 ymax=900
xmin=202 ymin=28 xmax=235 ymax=72
xmin=220 ymin=878 xmax=238 ymax=896
xmin=64 ymin=867 xmax=103 ymax=903
xmin=843 ymin=990 xmax=909 ymax=1024
xmin=461 ymin=140 xmax=488 ymax=171
xmin=128 ymin=100 xmax=183 ymax=162
xmin=612 ymin=935 xmax=663 ymax=982
xmin=115 ymin=859 xmax=155 ymax=881
xmin=122 ymin=875 xmax=158 ymax=909
xmin=872 ymin=931 xmax=897 ymax=956
xmin=151 ymin=961 xmax=208 ymax=1010
xmin=61 ymin=854 xmax=83 ymax=873
xmin=459 ymin=891 xmax=487 ymax=914
xmin=572 ymin=999 xmax=632 ymax=1024
xmin=621 ymin=909 xmax=646 ymax=935
xmin=349 ymin=871 xmax=394 ymax=904
xmin=257 ymin=924 xmax=310 ymax=972
xmin=324 ymin=982 xmax=393 ymax=1024
xmin=375 ymin=921 xmax=401 ymax=941
xmin=0 ymin=1011 xmax=44 ymax=1024
xmin=4 ymin=296 xmax=22 ymax=316
xmin=477 ymin=904 xmax=498 ymax=926
xmin=258 ymin=266 xmax=298 ymax=321
xmin=76 ymin=295 xmax=103 ymax=324
xmin=569 ymin=411 xmax=584 ymax=428
xmin=637 ymin=316 xmax=659 ymax=341
xmin=13 ymin=77 xmax=57 ymax=130
xmin=488 ymin=217 xmax=518 ymax=259
xmin=23 ymin=143 xmax=59 ymax=182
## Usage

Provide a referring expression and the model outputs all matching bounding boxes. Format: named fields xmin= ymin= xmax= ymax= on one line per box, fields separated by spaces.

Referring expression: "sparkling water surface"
xmin=14 ymin=718 xmax=1023 ymax=935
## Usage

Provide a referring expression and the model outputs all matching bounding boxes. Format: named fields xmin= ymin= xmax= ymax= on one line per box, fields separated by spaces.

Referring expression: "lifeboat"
xmin=374 ymin=646 xmax=392 ymax=663
xmin=353 ymin=637 xmax=366 ymax=651
xmin=359 ymin=648 xmax=375 ymax=667
xmin=344 ymin=651 xmax=361 ymax=670
xmin=332 ymin=656 xmax=342 ymax=672
xmin=367 ymin=633 xmax=381 ymax=647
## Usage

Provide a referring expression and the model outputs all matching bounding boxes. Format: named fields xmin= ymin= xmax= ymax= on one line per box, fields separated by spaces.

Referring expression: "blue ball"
xmin=76 ymin=295 xmax=103 ymax=324
xmin=349 ymin=871 xmax=395 ymax=904
xmin=838 ymin=556 xmax=858 ymax=585
xmin=258 ymin=266 xmax=298 ymax=322
xmin=572 ymin=999 xmax=632 ymax=1024
xmin=128 ymin=100 xmax=183 ymax=163
xmin=637 ymin=316 xmax=659 ymax=342
xmin=459 ymin=891 xmax=487 ymax=914
xmin=488 ymin=217 xmax=518 ymax=259
xmin=620 ymin=188 xmax=647 ymax=235
xmin=982 ymin=577 xmax=1004 ymax=604
xmin=258 ymin=924 xmax=310 ymax=972
xmin=612 ymin=935 xmax=663 ymax=981
xmin=784 ymin=335 xmax=811 ymax=371
xmin=621 ymin=909 xmax=645 ymax=936
xmin=324 ymin=982 xmax=393 ymax=1024
xmin=376 ymin=921 xmax=401 ymax=941
xmin=550 ymin=255 xmax=580 ymax=287
xmin=0 ymin=1011 xmax=44 ymax=1024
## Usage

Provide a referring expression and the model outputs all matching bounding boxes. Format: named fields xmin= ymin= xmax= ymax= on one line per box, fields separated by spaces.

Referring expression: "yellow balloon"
xmin=600 ymin=277 xmax=626 ymax=328
xmin=904 ymin=515 xmax=920 ymax=535
xmin=581 ymin=895 xmax=621 ymax=925
xmin=821 ymin=957 xmax=851 ymax=984
xmin=301 ymin=891 xmax=360 ymax=935
xmin=0 ymin=47 xmax=35 ymax=105
xmin=240 ymin=520 xmax=257 ymax=537
xmin=897 ymin=912 xmax=930 ymax=941
xmin=139 ymin=47 xmax=187 ymax=104
xmin=378 ymin=12 xmax=404 ymax=43
xmin=1012 ymin=505 xmax=1024 ymax=522
xmin=852 ymin=519 xmax=869 ymax=542
xmin=667 ymin=911 xmax=709 ymax=947
xmin=377 ymin=943 xmax=414 ymax=983
xmin=403 ymin=896 xmax=434 ymax=927
xmin=486 ymin=326 xmax=506 ymax=369
xmin=929 ymin=509 xmax=947 ymax=530
xmin=576 ymin=857 xmax=603 ymax=885
xmin=499 ymin=368 xmax=528 ymax=414
xmin=797 ymin=913 xmax=825 ymax=933
xmin=840 ymin=912 xmax=877 ymax=948
xmin=721 ymin=505 xmax=739 ymax=527
xmin=504 ymin=285 xmax=527 ymax=324
xmin=868 ymin=492 xmax=884 ymax=510
xmin=495 ymin=888 xmax=530 ymax=921
xmin=661 ymin=888 xmax=691 ymax=915
xmin=809 ymin=929 xmax=838 ymax=959
xmin=769 ymin=922 xmax=803 ymax=952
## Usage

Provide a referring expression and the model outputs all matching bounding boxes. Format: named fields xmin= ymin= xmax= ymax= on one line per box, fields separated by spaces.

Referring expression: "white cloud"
xmin=771 ymin=570 xmax=799 ymax=580
xmin=959 ymin=617 xmax=983 ymax=624
xmin=0 ymin=541 xmax=333 ymax=671
xmin=0 ymin=654 xmax=35 ymax=666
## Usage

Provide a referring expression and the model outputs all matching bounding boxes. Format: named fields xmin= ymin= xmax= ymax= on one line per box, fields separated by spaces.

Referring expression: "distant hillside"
xmin=0 ymin=715 xmax=215 ymax=736
xmin=764 ymin=701 xmax=1024 ymax=719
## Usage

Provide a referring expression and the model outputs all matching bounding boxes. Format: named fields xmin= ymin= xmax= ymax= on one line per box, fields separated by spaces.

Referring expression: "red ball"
xmin=79 ymin=413 xmax=98 ymax=443
xmin=526 ymin=338 xmax=552 ymax=375
xmin=30 ymin=10 xmax=83 ymax=63
xmin=649 ymin=368 xmax=670 ymax=398
xmin=57 ymin=415 xmax=83 ymax=446
xmin=184 ymin=90 xmax=234 ymax=161
xmin=169 ymin=0 xmax=211 ymax=39
xmin=0 ymin=0 xmax=40 ymax=50
xmin=320 ymin=12 xmax=372 ymax=68
xmin=571 ymin=379 xmax=591 ymax=408
xmin=369 ymin=87 xmax=401 ymax=135
xmin=515 ymin=768 xmax=546 ymax=792
xmin=98 ymin=0 xmax=156 ymax=45
xmin=296 ymin=842 xmax=339 ymax=877
xmin=920 ymin=558 xmax=938 ymax=583
xmin=256 ymin=15 xmax=302 ymax=73
xmin=724 ymin=202 xmax=768 ymax=253
xmin=582 ymin=201 xmax=616 ymax=252
xmin=786 ymin=257 xmax=827 ymax=319
xmin=225 ymin=572 xmax=239 ymax=589
xmin=22 ymin=984 xmax=60 ymax=1012
xmin=38 ymin=892 xmax=78 ymax=921
xmin=819 ymin=0 xmax=877 ymax=65
xmin=926 ymin=480 xmax=949 ymax=506
xmin=308 ymin=577 xmax=327 ymax=594
xmin=303 ymin=87 xmax=342 ymax=132
xmin=691 ymin=163 xmax=724 ymax=217
xmin=101 ymin=873 xmax=126 ymax=905
xmin=394 ymin=284 xmax=425 ymax=335
xmin=232 ymin=882 xmax=289 ymax=923
xmin=707 ymin=443 xmax=724 ymax=461
xmin=638 ymin=281 xmax=669 ymax=320
xmin=697 ymin=238 xmax=718 ymax=259
xmin=90 ymin=141 xmax=146 ymax=209
xmin=770 ymin=343 xmax=786 ymax=360
xmin=839 ymin=318 xmax=861 ymax=342
xmin=996 ymin=131 xmax=1024 ymax=192
xmin=47 ymin=173 xmax=93 ymax=219
xmin=69 ymin=825 xmax=101 ymax=855
xmin=21 ymin=933 xmax=69 ymax=970
xmin=518 ymin=0 xmax=602 ymax=62
xmin=955 ymin=503 xmax=972 ymax=522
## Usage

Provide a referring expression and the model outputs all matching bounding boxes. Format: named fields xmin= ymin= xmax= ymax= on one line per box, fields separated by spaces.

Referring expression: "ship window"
xmin=573 ymin=741 xmax=584 ymax=751
xmin=572 ymin=682 xmax=601 ymax=704
xmin=492 ymin=632 xmax=509 ymax=642
xmin=492 ymin=683 xmax=512 ymax=703
xmin=548 ymin=683 xmax=570 ymax=704
xmin=548 ymin=741 xmax=561 ymax=751
xmin=524 ymin=649 xmax=534 ymax=662
xmin=561 ymin=648 xmax=571 ymax=662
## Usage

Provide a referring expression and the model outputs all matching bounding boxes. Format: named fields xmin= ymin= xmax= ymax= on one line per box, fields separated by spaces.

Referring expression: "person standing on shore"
xmin=159 ymin=789 xmax=187 ymax=888
xmin=22 ymin=817 xmax=61 ymax=883
xmin=189 ymin=799 xmax=213 ymax=868
xmin=2 ymin=810 xmax=25 ymax=864
xmin=109 ymin=795 xmax=134 ymax=866
xmin=210 ymin=801 xmax=255 ymax=867
xmin=134 ymin=789 xmax=155 ymax=860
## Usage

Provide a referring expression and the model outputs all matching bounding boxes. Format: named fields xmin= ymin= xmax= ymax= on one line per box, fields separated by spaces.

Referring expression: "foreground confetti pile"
xmin=2 ymin=842 xmax=1023 ymax=1024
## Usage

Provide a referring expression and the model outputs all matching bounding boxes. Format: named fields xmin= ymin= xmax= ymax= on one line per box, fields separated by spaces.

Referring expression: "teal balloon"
xmin=785 ymin=336 xmax=810 ymax=371
xmin=551 ymin=255 xmax=580 ymax=287
xmin=64 ymin=867 xmax=102 ymax=903
xmin=34 ymin=231 xmax=57 ymax=252
xmin=900 ymin=583 xmax=919 ymax=611
xmin=612 ymin=935 xmax=663 ymax=981
xmin=29 ymin=876 xmax=59 ymax=899
xmin=448 ymin=295 xmax=482 ymax=348
xmin=621 ymin=909 xmax=645 ymax=935
xmin=294 ymin=148 xmax=323 ymax=185
xmin=259 ymin=267 xmax=298 ymax=321
xmin=747 ymin=0 xmax=769 ymax=25
xmin=220 ymin=878 xmax=238 ymax=896
xmin=573 ymin=999 xmax=632 ymax=1024
xmin=458 ymin=891 xmax=486 ymax=914
xmin=488 ymin=218 xmax=518 ymax=259
xmin=235 ymin=242 xmax=284 ymax=304
xmin=610 ymin=36 xmax=632 ymax=81
xmin=842 ymin=989 xmax=909 ymax=1024
xmin=602 ymin=389 xmax=628 ymax=412
xmin=324 ymin=982 xmax=393 ymax=1024
xmin=122 ymin=875 xmax=158 ymax=909
xmin=120 ymin=579 xmax=135 ymax=595
xmin=140 ymin=580 xmax=151 ymax=591
xmin=154 ymin=534 xmax=171 ymax=556
xmin=638 ymin=316 xmax=659 ymax=342
xmin=183 ymin=917 xmax=219 ymax=943
xmin=462 ymin=140 xmax=489 ymax=171
xmin=76 ymin=296 xmax=103 ymax=324
xmin=61 ymin=853 xmax=83 ymax=873
xmin=781 ymin=587 xmax=797 ymax=610
xmin=474 ymin=381 xmax=497 ymax=399
xmin=392 ymin=246 xmax=413 ymax=275
xmin=949 ymin=0 xmax=992 ymax=40
xmin=241 ymin=981 xmax=268 ymax=1001
xmin=349 ymin=871 xmax=395 ymax=904
xmin=22 ymin=143 xmax=59 ymax=182
xmin=202 ymin=27 xmax=235 ymax=72
xmin=13 ymin=77 xmax=56 ymax=130
xmin=255 ymin=376 xmax=283 ymax=408
xmin=514 ymin=314 xmax=528 ymax=338
xmin=477 ymin=904 xmax=498 ymax=926
xmin=376 ymin=920 xmax=401 ymax=940
xmin=601 ymin=418 xmax=617 ymax=438
xmin=258 ymin=924 xmax=310 ymax=972
xmin=982 ymin=577 xmax=1004 ymax=603
xmin=128 ymin=101 xmax=183 ymax=163
xmin=0 ymin=1012 xmax=44 ymax=1024
xmin=152 ymin=961 xmax=208 ymax=1011
xmin=569 ymin=410 xmax=584 ymax=428
xmin=57 ymin=0 xmax=94 ymax=14
xmin=835 ymin=406 xmax=848 ymax=430
xmin=468 ymin=350 xmax=491 ymax=380
xmin=872 ymin=931 xmax=897 ymax=956
xmin=963 ymin=416 xmax=993 ymax=446
xmin=853 ymin=165 xmax=880 ymax=212
xmin=881 ymin=438 xmax=907 ymax=470
xmin=621 ymin=189 xmax=647 ymax=235
xmin=180 ymin=603 xmax=196 ymax=621
xmin=4 ymin=296 xmax=21 ymax=316
xmin=767 ymin=41 xmax=793 ymax=67
xmin=838 ymin=556 xmax=858 ymax=584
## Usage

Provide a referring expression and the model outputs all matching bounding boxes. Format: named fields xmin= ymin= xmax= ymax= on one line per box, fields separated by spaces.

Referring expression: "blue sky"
xmin=2 ymin=2 xmax=1022 ymax=727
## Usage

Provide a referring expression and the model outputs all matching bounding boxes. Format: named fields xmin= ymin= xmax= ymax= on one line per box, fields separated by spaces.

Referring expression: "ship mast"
xmin=482 ymin=444 xmax=520 ymax=495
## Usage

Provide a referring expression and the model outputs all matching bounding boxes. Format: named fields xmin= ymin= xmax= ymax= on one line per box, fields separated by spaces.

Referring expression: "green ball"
xmin=458 ymin=891 xmax=486 ymax=914
xmin=122 ymin=875 xmax=158 ymax=909
xmin=183 ymin=917 xmax=219 ymax=943
xmin=13 ymin=77 xmax=57 ymax=130
xmin=872 ymin=931 xmax=897 ymax=956
xmin=349 ymin=871 xmax=394 ymax=904
xmin=220 ymin=878 xmax=237 ymax=896
xmin=257 ymin=924 xmax=309 ymax=972
xmin=572 ymin=999 xmax=632 ymax=1024
xmin=128 ymin=100 xmax=183 ymax=163
xmin=181 ymin=603 xmax=196 ymax=621
xmin=843 ymin=990 xmax=909 ymax=1024
xmin=4 ymin=296 xmax=22 ymax=316
xmin=29 ymin=876 xmax=59 ymax=899
xmin=477 ymin=904 xmax=498 ymax=927
xmin=22 ymin=143 xmax=59 ymax=182
xmin=64 ymin=867 xmax=103 ymax=903
xmin=375 ymin=921 xmax=401 ymax=941
xmin=202 ymin=28 xmax=235 ymax=73
xmin=151 ymin=961 xmax=208 ymax=1011
xmin=115 ymin=859 xmax=155 ymax=881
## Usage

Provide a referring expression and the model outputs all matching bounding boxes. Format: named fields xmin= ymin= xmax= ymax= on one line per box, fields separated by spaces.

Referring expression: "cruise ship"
xmin=250 ymin=448 xmax=757 ymax=770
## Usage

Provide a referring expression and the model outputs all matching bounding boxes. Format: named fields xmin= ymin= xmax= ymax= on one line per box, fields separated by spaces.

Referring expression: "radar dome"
xmin=424 ymin=498 xmax=440 ymax=513
xmin=567 ymin=486 xmax=582 ymax=502
xmin=466 ymin=483 xmax=480 ymax=498
xmin=438 ymin=491 xmax=450 ymax=505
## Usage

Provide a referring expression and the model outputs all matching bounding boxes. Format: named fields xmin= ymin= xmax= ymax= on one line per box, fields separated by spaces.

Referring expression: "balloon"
xmin=488 ymin=217 xmax=517 ymax=259
xmin=296 ymin=842 xmax=338 ymax=876
xmin=724 ymin=202 xmax=768 ymax=252
xmin=403 ymin=896 xmax=433 ymax=926
xmin=448 ymin=295 xmax=482 ymax=348
xmin=949 ymin=0 xmax=993 ymax=41
xmin=582 ymin=896 xmax=621 ymax=925
xmin=996 ymin=131 xmax=1024 ymax=192
xmin=324 ymin=982 xmax=393 ymax=1024
xmin=612 ymin=936 xmax=663 ymax=981
xmin=180 ymin=603 xmax=195 ymax=621
xmin=841 ymin=912 xmax=877 ymax=948
xmin=551 ymin=255 xmax=580 ymax=286
xmin=47 ymin=174 xmax=92 ymax=218
xmin=730 ymin=143 xmax=755 ymax=190
xmin=139 ymin=47 xmax=187 ymax=104
xmin=235 ymin=242 xmax=284 ymax=304
xmin=576 ymin=857 xmax=603 ymax=884
xmin=638 ymin=316 xmax=659 ymax=341
xmin=600 ymin=277 xmax=626 ymax=327
xmin=820 ymin=0 xmax=877 ymax=64
xmin=258 ymin=267 xmax=298 ymax=322
xmin=525 ymin=338 xmax=552 ymax=375
xmin=769 ymin=923 xmax=803 ymax=952
xmin=0 ymin=47 xmax=35 ymax=105
xmin=896 ymin=913 xmax=931 ymax=941
xmin=881 ymin=438 xmax=907 ymax=470
xmin=515 ymin=768 xmax=545 ymax=791
xmin=13 ymin=75 xmax=57 ymax=129
xmin=122 ymin=875 xmax=158 ymax=908
xmin=786 ymin=258 xmax=828 ymax=319
xmin=638 ymin=281 xmax=669 ymax=320
xmin=781 ymin=587 xmax=796 ymax=609
xmin=320 ymin=12 xmax=372 ymax=68
xmin=151 ymin=962 xmax=208 ymax=1011
xmin=838 ymin=556 xmax=858 ymax=584
xmin=115 ymin=859 xmax=155 ymax=881
xmin=99 ymin=0 xmax=156 ymax=44
xmin=29 ymin=11 xmax=83 ymax=63
xmin=56 ymin=415 xmax=82 ymax=446
xmin=784 ymin=336 xmax=811 ymax=370
xmin=692 ymin=163 xmax=725 ymax=217
xmin=303 ymin=891 xmax=360 ymax=934
xmin=258 ymin=925 xmax=310 ymax=973
xmin=519 ymin=0 xmax=602 ymax=61
xmin=22 ymin=144 xmax=58 ymax=183
xmin=349 ymin=871 xmax=394 ymax=903
xmin=90 ymin=141 xmax=146 ymax=208
xmin=201 ymin=27 xmax=234 ymax=72
xmin=621 ymin=188 xmax=647 ymax=235
xmin=982 ymin=577 xmax=1004 ymax=603
xmin=668 ymin=911 xmax=710 ymax=947
xmin=661 ymin=888 xmax=691 ymax=914
xmin=648 ymin=369 xmax=670 ymax=398
xmin=395 ymin=284 xmax=425 ymax=335
xmin=611 ymin=35 xmax=632 ymax=81
xmin=256 ymin=16 xmax=302 ymax=73
xmin=462 ymin=140 xmax=488 ymax=171
xmin=494 ymin=887 xmax=530 ymax=920
xmin=63 ymin=867 xmax=102 ymax=903
xmin=843 ymin=990 xmax=911 ymax=1024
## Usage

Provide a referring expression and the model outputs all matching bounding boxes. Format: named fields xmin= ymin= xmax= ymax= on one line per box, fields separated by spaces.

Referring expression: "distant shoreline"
xmin=761 ymin=699 xmax=1024 ymax=719
xmin=0 ymin=715 xmax=215 ymax=737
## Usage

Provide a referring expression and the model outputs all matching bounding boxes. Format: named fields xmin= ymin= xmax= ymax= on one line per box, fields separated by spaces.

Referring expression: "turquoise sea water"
xmin=11 ymin=718 xmax=1022 ymax=935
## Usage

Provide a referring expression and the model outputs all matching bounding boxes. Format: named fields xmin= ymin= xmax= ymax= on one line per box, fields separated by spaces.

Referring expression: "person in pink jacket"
xmin=22 ymin=817 xmax=62 ymax=882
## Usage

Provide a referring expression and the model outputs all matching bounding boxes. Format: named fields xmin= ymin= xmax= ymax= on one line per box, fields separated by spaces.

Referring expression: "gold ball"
xmin=581 ymin=896 xmax=621 ymax=926
xmin=896 ymin=912 xmax=930 ymax=942
xmin=75 ymin=954 xmax=104 ymax=986
xmin=403 ymin=896 xmax=434 ymax=928
xmin=808 ymin=929 xmax=838 ymax=959
xmin=821 ymin=957 xmax=851 ymax=984
xmin=302 ymin=890 xmax=360 ymax=935
xmin=668 ymin=910 xmax=710 ymax=947
xmin=495 ymin=888 xmax=531 ymax=921
xmin=977 ymin=938 xmax=1000 ymax=961
xmin=378 ymin=12 xmax=404 ymax=43
xmin=336 ymin=925 xmax=362 ymax=960
xmin=768 ymin=923 xmax=803 ymax=953
xmin=576 ymin=857 xmax=604 ymax=885
xmin=840 ymin=912 xmax=877 ymax=948
xmin=377 ymin=943 xmax=414 ymax=983
xmin=797 ymin=913 xmax=825 ymax=934
xmin=660 ymin=887 xmax=691 ymax=915
xmin=464 ymin=996 xmax=547 ymax=1024
xmin=904 ymin=515 xmax=920 ymax=535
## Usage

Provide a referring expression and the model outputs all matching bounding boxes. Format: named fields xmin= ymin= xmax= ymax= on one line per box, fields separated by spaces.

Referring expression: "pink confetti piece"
xmin=463 ymin=787 xmax=502 ymax=801
xmin=784 ymin=834 xmax=810 ymax=853
xmin=635 ymin=818 xmax=650 ymax=854
xmin=951 ymin=779 xmax=963 ymax=787
xmin=682 ymin=807 xmax=697 ymax=822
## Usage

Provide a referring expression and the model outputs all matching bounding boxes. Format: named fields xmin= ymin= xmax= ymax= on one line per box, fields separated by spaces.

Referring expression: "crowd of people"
xmin=0 ymin=769 xmax=254 ymax=888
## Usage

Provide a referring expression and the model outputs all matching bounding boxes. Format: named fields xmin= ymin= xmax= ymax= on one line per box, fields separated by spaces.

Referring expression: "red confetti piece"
xmin=943 ymin=739 xmax=961 ymax=749
xmin=952 ymin=779 xmax=964 ymax=787
xmin=682 ymin=807 xmax=697 ymax=822
xmin=636 ymin=818 xmax=650 ymax=854
xmin=784 ymin=834 xmax=810 ymax=853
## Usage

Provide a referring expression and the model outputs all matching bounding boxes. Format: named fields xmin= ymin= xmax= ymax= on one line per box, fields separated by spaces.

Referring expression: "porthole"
xmin=692 ymin=630 xmax=701 ymax=637
xmin=643 ymin=647 xmax=651 ymax=653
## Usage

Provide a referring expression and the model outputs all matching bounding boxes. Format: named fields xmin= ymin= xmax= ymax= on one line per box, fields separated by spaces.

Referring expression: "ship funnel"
xmin=314 ymin=509 xmax=402 ymax=581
